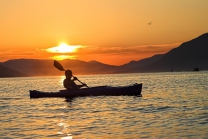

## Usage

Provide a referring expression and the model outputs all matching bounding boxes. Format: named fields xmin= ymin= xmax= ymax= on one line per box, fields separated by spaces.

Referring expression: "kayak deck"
xmin=30 ymin=83 xmax=142 ymax=98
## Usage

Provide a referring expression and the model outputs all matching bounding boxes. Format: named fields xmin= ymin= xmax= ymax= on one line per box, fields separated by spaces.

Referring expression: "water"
xmin=0 ymin=72 xmax=208 ymax=139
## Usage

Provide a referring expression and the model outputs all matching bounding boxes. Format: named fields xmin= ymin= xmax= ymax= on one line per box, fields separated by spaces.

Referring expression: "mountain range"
xmin=0 ymin=33 xmax=208 ymax=77
xmin=0 ymin=63 xmax=27 ymax=77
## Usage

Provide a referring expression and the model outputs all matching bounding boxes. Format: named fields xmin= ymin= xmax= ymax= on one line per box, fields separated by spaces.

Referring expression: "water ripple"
xmin=0 ymin=72 xmax=208 ymax=138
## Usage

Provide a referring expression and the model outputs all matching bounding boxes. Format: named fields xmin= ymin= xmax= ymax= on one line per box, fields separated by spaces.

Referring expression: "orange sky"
xmin=0 ymin=0 xmax=208 ymax=65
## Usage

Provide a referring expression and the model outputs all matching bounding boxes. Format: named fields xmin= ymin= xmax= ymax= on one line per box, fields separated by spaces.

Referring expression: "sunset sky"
xmin=0 ymin=0 xmax=208 ymax=65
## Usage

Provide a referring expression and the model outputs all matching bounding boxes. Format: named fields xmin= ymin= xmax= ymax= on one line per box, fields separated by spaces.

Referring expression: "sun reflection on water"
xmin=55 ymin=103 xmax=73 ymax=139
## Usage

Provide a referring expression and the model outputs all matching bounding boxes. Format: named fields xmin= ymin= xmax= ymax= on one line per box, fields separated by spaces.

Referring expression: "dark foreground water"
xmin=0 ymin=72 xmax=208 ymax=139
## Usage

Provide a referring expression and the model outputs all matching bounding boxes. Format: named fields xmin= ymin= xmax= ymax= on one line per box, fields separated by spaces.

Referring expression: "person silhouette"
xmin=63 ymin=70 xmax=86 ymax=90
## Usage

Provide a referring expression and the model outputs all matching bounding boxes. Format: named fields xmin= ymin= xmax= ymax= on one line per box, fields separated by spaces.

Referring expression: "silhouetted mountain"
xmin=127 ymin=33 xmax=208 ymax=72
xmin=2 ymin=59 xmax=117 ymax=76
xmin=2 ymin=59 xmax=62 ymax=76
xmin=117 ymin=54 xmax=164 ymax=72
xmin=0 ymin=64 xmax=27 ymax=77
xmin=59 ymin=59 xmax=118 ymax=74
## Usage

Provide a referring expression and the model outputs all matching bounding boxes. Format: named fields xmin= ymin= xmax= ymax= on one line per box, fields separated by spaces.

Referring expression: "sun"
xmin=46 ymin=43 xmax=81 ymax=53
xmin=45 ymin=43 xmax=85 ymax=61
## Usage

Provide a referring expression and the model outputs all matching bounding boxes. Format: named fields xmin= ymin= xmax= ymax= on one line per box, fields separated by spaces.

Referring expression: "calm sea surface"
xmin=0 ymin=72 xmax=208 ymax=139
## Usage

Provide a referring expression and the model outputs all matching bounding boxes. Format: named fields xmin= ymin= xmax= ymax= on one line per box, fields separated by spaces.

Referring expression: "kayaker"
xmin=63 ymin=69 xmax=86 ymax=90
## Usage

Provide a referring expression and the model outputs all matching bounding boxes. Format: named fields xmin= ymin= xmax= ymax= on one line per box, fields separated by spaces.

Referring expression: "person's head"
xmin=65 ymin=69 xmax=72 ymax=78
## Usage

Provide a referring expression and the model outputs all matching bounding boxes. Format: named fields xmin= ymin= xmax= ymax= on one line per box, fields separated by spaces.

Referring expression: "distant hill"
xmin=2 ymin=59 xmax=61 ymax=76
xmin=0 ymin=64 xmax=27 ymax=77
xmin=1 ymin=33 xmax=208 ymax=76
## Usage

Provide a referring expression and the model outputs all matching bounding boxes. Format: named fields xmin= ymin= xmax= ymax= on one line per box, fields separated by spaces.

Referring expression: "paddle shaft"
xmin=73 ymin=75 xmax=89 ymax=88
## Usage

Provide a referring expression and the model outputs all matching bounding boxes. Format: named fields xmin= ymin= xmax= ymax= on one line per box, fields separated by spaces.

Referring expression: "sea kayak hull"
xmin=30 ymin=83 xmax=142 ymax=98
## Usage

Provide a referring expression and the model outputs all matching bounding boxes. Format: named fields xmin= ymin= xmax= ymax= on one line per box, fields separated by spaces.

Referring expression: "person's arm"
xmin=72 ymin=76 xmax=78 ymax=81
xmin=73 ymin=77 xmax=87 ymax=88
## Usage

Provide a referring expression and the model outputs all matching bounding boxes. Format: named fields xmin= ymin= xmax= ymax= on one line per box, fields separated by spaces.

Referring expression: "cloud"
xmin=0 ymin=49 xmax=51 ymax=62
xmin=0 ymin=42 xmax=181 ymax=64
xmin=77 ymin=42 xmax=181 ymax=56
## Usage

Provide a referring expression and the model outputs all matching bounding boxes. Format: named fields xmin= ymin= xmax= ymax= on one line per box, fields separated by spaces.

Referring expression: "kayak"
xmin=30 ymin=83 xmax=142 ymax=98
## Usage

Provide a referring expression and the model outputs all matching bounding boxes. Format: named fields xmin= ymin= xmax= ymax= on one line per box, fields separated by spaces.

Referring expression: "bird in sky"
xmin=147 ymin=22 xmax=152 ymax=25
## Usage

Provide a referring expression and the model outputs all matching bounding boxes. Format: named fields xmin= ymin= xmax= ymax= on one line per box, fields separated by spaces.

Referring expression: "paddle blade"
xmin=54 ymin=60 xmax=65 ymax=71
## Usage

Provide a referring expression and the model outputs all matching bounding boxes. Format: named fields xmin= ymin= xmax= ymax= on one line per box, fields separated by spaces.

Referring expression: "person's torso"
xmin=63 ymin=78 xmax=78 ymax=89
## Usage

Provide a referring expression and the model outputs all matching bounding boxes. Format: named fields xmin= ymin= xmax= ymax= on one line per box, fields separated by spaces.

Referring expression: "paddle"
xmin=54 ymin=60 xmax=65 ymax=71
xmin=54 ymin=60 xmax=89 ymax=88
